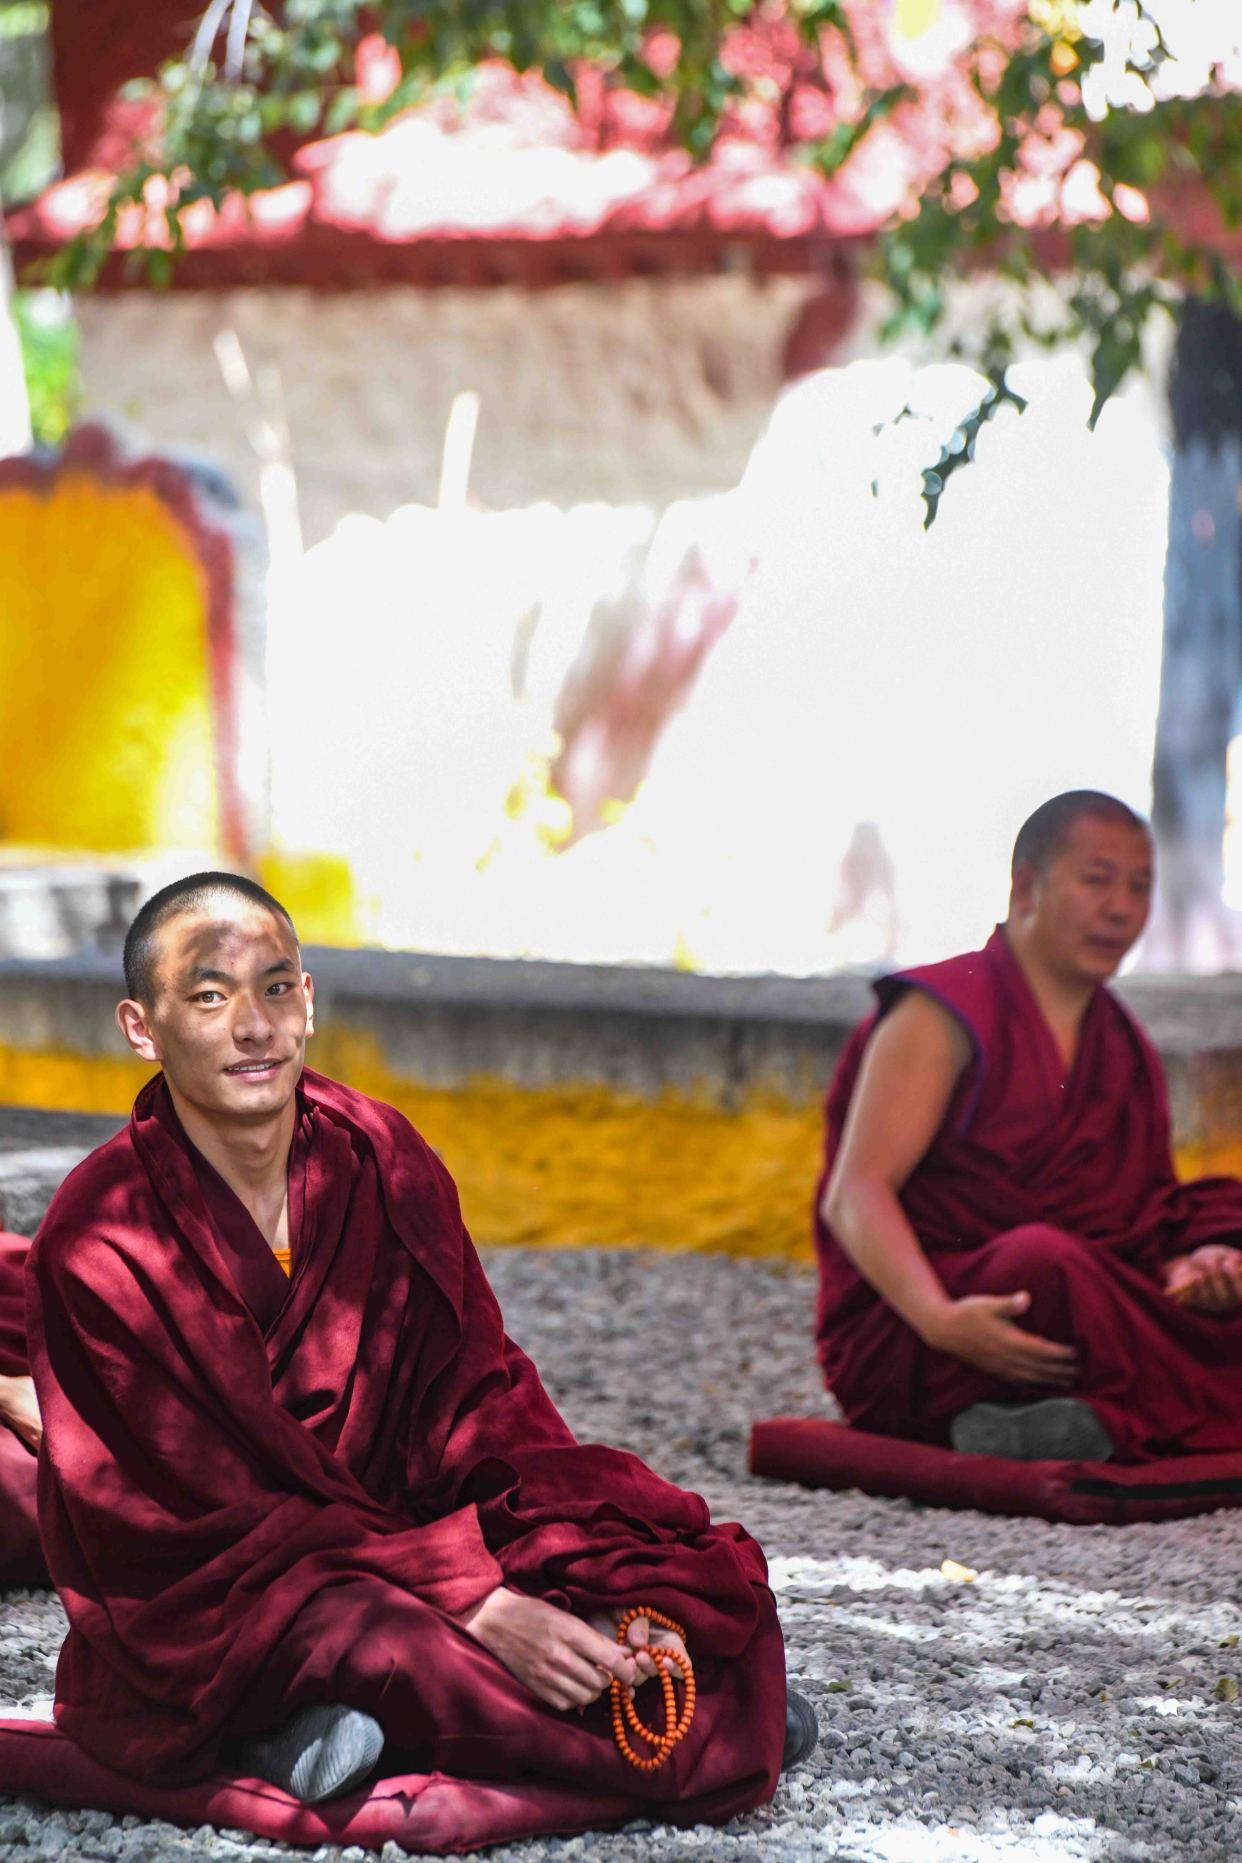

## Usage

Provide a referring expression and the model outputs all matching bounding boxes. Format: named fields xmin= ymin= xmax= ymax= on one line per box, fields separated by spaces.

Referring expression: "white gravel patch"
xmin=0 ymin=1249 xmax=1238 ymax=1861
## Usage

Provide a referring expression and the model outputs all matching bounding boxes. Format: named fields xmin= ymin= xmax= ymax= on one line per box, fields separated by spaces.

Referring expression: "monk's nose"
xmin=233 ymin=995 xmax=276 ymax=1043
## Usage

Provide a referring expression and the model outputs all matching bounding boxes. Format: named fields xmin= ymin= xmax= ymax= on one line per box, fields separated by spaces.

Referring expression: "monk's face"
xmin=1013 ymin=816 xmax=1154 ymax=984
xmin=117 ymin=899 xmax=314 ymax=1124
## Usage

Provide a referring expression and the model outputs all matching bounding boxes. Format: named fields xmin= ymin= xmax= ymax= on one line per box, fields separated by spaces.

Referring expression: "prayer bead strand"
xmin=610 ymin=1606 xmax=696 ymax=1772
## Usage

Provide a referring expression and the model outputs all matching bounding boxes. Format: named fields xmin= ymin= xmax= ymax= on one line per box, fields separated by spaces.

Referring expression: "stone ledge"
xmin=0 ymin=945 xmax=873 ymax=1026
xmin=5 ymin=945 xmax=1239 ymax=1042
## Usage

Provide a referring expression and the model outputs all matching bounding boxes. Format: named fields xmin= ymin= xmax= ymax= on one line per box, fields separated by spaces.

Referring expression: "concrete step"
xmin=0 ymin=867 xmax=141 ymax=963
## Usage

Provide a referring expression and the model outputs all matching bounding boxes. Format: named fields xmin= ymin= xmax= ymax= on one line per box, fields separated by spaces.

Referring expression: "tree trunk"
xmin=1149 ymin=299 xmax=1242 ymax=968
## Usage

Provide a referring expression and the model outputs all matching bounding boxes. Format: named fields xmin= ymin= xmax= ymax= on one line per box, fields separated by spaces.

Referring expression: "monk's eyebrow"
xmin=184 ymin=958 xmax=296 ymax=986
xmin=1082 ymin=860 xmax=1152 ymax=880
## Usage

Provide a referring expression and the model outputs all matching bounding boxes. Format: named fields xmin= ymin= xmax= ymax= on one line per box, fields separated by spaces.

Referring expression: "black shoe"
xmin=782 ymin=1690 xmax=818 ymax=1770
xmin=239 ymin=1703 xmax=384 ymax=1805
xmin=949 ymin=1398 xmax=1114 ymax=1463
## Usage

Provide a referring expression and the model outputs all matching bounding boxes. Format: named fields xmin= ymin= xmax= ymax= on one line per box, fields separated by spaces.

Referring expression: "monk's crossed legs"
xmin=231 ymin=1577 xmax=786 ymax=1812
xmin=928 ymin=1223 xmax=1170 ymax=1456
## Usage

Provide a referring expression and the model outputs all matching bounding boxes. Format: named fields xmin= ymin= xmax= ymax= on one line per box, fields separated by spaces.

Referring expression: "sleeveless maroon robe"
xmin=814 ymin=928 xmax=1242 ymax=1460
xmin=27 ymin=1070 xmax=783 ymax=1827
xmin=0 ymin=1232 xmax=43 ymax=1584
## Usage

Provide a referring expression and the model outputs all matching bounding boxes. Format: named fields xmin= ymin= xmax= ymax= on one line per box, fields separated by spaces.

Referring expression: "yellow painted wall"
xmin=0 ymin=471 xmax=217 ymax=851
xmin=0 ymin=1031 xmax=1232 ymax=1257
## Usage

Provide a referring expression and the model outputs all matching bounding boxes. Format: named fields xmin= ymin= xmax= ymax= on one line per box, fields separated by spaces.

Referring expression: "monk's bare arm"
xmin=823 ymin=993 xmax=1078 ymax=1386
xmin=822 ymin=993 xmax=971 ymax=1339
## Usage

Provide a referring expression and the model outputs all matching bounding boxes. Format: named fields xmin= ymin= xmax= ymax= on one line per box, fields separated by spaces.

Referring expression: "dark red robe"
xmin=814 ymin=927 xmax=1242 ymax=1460
xmin=27 ymin=1070 xmax=783 ymax=1829
xmin=0 ymin=1231 xmax=42 ymax=1585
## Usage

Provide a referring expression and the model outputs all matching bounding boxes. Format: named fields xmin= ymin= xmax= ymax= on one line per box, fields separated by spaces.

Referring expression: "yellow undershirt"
xmin=272 ymin=1246 xmax=292 ymax=1277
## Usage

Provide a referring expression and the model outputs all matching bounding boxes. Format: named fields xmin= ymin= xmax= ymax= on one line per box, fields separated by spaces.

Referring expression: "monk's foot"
xmin=782 ymin=1690 xmax=819 ymax=1770
xmin=949 ymin=1398 xmax=1114 ymax=1463
xmin=238 ymin=1703 xmax=384 ymax=1804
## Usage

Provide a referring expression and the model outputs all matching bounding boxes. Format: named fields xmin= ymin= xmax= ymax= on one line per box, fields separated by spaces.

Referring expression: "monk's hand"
xmin=458 ymin=1586 xmax=637 ymax=1712
xmin=0 ymin=1375 xmax=41 ymax=1452
xmin=1163 ymin=1246 xmax=1242 ymax=1314
xmin=922 ymin=1292 xmax=1078 ymax=1388
xmin=588 ymin=1611 xmax=692 ymax=1688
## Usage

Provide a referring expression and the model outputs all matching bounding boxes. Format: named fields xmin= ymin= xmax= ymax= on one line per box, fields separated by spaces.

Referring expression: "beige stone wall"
xmin=78 ymin=276 xmax=812 ymax=545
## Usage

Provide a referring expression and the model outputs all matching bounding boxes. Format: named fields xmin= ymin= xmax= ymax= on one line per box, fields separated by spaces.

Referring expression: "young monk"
xmin=28 ymin=874 xmax=812 ymax=1818
xmin=816 ymin=791 xmax=1242 ymax=1463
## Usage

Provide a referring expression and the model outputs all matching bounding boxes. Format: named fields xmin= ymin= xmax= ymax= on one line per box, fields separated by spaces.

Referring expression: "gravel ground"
xmin=0 ymin=1248 xmax=1239 ymax=1862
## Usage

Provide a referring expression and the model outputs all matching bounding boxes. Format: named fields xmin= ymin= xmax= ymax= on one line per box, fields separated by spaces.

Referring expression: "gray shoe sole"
xmin=949 ymin=1398 xmax=1114 ymax=1463
xmin=241 ymin=1703 xmax=385 ymax=1805
xmin=783 ymin=1690 xmax=819 ymax=1770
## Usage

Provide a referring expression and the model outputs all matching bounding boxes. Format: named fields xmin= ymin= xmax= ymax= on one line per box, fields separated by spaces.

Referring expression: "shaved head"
xmin=1012 ymin=792 xmax=1150 ymax=880
xmin=123 ymin=873 xmax=298 ymax=1004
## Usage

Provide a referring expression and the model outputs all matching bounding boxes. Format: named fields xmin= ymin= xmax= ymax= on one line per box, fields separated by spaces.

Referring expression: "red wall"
xmin=50 ymin=0 xmax=198 ymax=171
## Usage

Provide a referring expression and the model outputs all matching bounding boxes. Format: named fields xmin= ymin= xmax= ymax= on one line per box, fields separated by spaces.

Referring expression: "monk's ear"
xmin=116 ymin=999 xmax=161 ymax=1064
xmin=302 ymin=971 xmax=315 ymax=1039
xmin=1010 ymin=858 xmax=1039 ymax=917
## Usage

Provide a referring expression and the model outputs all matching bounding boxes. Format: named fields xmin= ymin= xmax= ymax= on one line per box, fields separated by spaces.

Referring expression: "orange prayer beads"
xmin=609 ymin=1606 xmax=696 ymax=1773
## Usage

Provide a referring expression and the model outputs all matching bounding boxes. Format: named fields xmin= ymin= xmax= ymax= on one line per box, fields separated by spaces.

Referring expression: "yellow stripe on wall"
xmin=0 ymin=1032 xmax=1234 ymax=1257
xmin=0 ymin=1030 xmax=820 ymax=1255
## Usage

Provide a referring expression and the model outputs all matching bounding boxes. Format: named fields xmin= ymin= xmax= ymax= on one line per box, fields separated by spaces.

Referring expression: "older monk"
xmin=28 ymin=873 xmax=811 ymax=1823
xmin=816 ymin=791 xmax=1242 ymax=1463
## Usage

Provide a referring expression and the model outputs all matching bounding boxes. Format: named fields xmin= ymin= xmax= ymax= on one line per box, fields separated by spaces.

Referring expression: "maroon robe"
xmin=27 ymin=1070 xmax=784 ymax=1828
xmin=814 ymin=928 xmax=1242 ymax=1460
xmin=0 ymin=1232 xmax=42 ymax=1585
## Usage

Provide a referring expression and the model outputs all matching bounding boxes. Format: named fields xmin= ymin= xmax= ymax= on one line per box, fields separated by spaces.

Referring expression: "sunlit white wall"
xmin=268 ymin=345 xmax=1170 ymax=973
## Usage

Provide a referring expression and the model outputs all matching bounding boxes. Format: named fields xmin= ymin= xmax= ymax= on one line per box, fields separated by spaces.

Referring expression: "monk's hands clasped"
xmin=588 ymin=1610 xmax=692 ymax=1688
xmin=921 ymin=1291 xmax=1078 ymax=1389
xmin=458 ymin=1587 xmax=638 ymax=1712
xmin=1163 ymin=1245 xmax=1242 ymax=1314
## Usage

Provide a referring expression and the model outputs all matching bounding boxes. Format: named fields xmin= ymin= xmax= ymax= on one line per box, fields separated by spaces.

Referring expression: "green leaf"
xmin=797 ymin=84 xmax=913 ymax=178
xmin=323 ymin=85 xmax=360 ymax=134
xmin=286 ymin=89 xmax=324 ymax=133
xmin=542 ymin=58 xmax=576 ymax=103
xmin=918 ymin=371 xmax=1028 ymax=528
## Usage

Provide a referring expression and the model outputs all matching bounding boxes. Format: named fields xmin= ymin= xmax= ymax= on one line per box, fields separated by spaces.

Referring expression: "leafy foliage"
xmin=13 ymin=289 xmax=79 ymax=444
xmin=36 ymin=1 xmax=1242 ymax=514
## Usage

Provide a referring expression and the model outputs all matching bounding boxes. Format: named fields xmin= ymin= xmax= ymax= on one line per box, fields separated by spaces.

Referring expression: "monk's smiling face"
xmin=1012 ymin=815 xmax=1154 ymax=986
xmin=116 ymin=896 xmax=314 ymax=1125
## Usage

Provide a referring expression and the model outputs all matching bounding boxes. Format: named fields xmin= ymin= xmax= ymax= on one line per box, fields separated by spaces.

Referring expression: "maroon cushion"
xmin=0 ymin=1719 xmax=640 ymax=1851
xmin=748 ymin=1418 xmax=1242 ymax=1525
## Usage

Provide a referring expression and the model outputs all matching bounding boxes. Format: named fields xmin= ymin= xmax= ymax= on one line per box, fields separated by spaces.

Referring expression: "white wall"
xmin=73 ymin=278 xmax=1176 ymax=974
